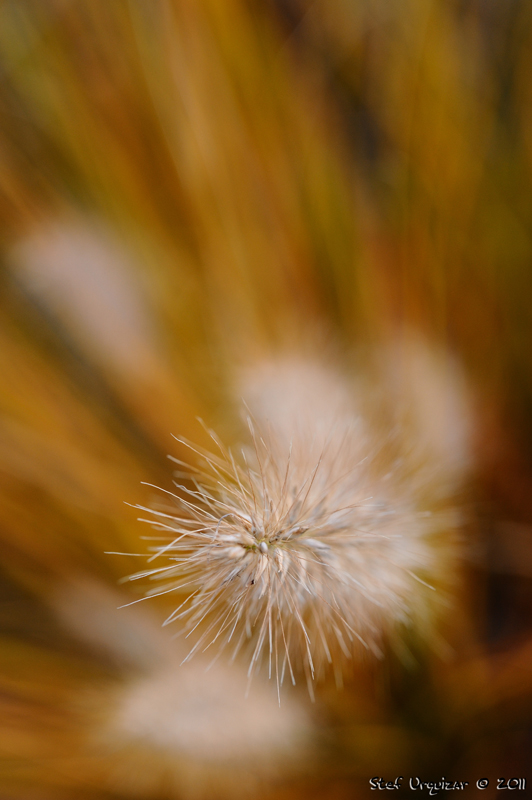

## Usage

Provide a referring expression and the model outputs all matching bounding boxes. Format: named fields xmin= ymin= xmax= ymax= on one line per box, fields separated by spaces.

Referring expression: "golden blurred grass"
xmin=0 ymin=0 xmax=532 ymax=797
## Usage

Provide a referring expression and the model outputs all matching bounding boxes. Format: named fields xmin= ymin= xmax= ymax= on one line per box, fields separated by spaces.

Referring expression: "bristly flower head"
xmin=124 ymin=353 xmax=467 ymax=697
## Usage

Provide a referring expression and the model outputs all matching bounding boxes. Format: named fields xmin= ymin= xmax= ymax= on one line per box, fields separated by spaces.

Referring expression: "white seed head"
xmin=127 ymin=352 xmax=467 ymax=693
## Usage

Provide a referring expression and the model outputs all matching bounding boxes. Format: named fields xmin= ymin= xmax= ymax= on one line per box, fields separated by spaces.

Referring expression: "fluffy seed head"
xmin=126 ymin=354 xmax=465 ymax=694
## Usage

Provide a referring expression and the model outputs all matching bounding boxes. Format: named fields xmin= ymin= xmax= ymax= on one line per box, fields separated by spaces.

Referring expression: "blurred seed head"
xmin=50 ymin=577 xmax=310 ymax=799
xmin=8 ymin=219 xmax=156 ymax=376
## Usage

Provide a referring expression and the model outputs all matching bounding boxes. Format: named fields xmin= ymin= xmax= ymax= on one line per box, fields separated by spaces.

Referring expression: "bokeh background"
xmin=1 ymin=1 xmax=532 ymax=797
